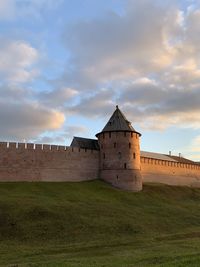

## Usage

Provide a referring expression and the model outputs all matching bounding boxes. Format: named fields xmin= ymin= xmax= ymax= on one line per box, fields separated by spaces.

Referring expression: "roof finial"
xmin=116 ymin=105 xmax=119 ymax=109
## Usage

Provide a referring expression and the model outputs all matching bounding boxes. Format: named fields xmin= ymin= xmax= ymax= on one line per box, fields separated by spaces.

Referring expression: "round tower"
xmin=96 ymin=106 xmax=142 ymax=191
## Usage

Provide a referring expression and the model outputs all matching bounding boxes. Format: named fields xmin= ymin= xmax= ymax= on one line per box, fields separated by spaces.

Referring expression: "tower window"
xmin=118 ymin=152 xmax=122 ymax=159
xmin=131 ymin=132 xmax=133 ymax=138
xmin=133 ymin=153 xmax=136 ymax=159
xmin=103 ymin=153 xmax=105 ymax=159
xmin=109 ymin=132 xmax=111 ymax=138
xmin=124 ymin=163 xmax=127 ymax=169
xmin=129 ymin=143 xmax=131 ymax=149
xmin=114 ymin=142 xmax=116 ymax=148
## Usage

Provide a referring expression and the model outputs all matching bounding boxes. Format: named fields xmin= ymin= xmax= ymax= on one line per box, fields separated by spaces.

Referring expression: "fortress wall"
xmin=0 ymin=142 xmax=99 ymax=182
xmin=141 ymin=157 xmax=200 ymax=187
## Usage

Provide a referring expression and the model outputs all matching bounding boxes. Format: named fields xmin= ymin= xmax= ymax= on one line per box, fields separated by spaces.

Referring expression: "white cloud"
xmin=58 ymin=2 xmax=200 ymax=132
xmin=39 ymin=87 xmax=79 ymax=108
xmin=0 ymin=40 xmax=39 ymax=84
xmin=62 ymin=0 xmax=179 ymax=89
xmin=33 ymin=125 xmax=88 ymax=145
xmin=0 ymin=99 xmax=65 ymax=141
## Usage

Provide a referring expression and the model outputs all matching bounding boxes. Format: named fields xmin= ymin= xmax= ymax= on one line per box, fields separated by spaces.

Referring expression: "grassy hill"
xmin=0 ymin=181 xmax=200 ymax=266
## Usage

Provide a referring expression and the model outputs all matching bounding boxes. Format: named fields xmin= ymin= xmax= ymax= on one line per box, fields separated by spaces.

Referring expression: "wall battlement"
xmin=0 ymin=142 xmax=96 ymax=154
xmin=0 ymin=140 xmax=200 ymax=187
xmin=0 ymin=141 xmax=99 ymax=182
xmin=141 ymin=156 xmax=200 ymax=187
xmin=141 ymin=156 xmax=200 ymax=170
xmin=0 ymin=105 xmax=200 ymax=189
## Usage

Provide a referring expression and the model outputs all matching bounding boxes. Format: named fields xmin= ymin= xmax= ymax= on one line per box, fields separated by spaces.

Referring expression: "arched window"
xmin=133 ymin=153 xmax=136 ymax=159
xmin=124 ymin=163 xmax=127 ymax=169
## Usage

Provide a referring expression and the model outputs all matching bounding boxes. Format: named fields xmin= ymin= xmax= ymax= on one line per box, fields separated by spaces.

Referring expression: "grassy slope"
xmin=0 ymin=181 xmax=200 ymax=266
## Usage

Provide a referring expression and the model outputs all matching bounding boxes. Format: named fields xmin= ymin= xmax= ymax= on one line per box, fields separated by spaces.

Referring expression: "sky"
xmin=1 ymin=0 xmax=200 ymax=160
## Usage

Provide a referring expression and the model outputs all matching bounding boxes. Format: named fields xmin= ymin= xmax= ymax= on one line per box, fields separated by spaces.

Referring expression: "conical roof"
xmin=96 ymin=106 xmax=141 ymax=137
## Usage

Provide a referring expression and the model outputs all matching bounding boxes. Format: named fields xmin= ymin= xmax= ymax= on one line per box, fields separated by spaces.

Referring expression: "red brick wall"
xmin=98 ymin=131 xmax=142 ymax=191
xmin=0 ymin=142 xmax=99 ymax=182
xmin=141 ymin=157 xmax=200 ymax=187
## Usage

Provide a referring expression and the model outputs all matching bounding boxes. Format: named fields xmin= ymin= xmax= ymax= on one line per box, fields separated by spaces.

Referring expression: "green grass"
xmin=0 ymin=181 xmax=200 ymax=266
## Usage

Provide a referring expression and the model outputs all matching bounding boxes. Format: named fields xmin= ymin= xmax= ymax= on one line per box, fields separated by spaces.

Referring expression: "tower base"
xmin=100 ymin=169 xmax=142 ymax=192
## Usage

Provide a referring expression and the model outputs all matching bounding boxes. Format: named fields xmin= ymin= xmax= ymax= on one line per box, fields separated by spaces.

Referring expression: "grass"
xmin=0 ymin=180 xmax=200 ymax=266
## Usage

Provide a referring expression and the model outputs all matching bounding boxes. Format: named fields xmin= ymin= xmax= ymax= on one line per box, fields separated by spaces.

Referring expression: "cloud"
xmin=0 ymin=99 xmax=65 ymax=141
xmin=34 ymin=125 xmax=88 ymax=145
xmin=69 ymin=89 xmax=116 ymax=118
xmin=62 ymin=0 xmax=178 ymax=89
xmin=57 ymin=1 xmax=200 ymax=132
xmin=2 ymin=0 xmax=200 ymax=144
xmin=0 ymin=39 xmax=39 ymax=84
xmin=38 ymin=87 xmax=78 ymax=109
xmin=187 ymin=135 xmax=200 ymax=153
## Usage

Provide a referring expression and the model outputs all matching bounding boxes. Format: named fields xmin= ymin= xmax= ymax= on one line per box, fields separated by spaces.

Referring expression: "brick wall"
xmin=141 ymin=157 xmax=200 ymax=187
xmin=0 ymin=142 xmax=99 ymax=182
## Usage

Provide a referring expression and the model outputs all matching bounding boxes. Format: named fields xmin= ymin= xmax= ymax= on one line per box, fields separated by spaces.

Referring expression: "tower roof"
xmin=96 ymin=105 xmax=141 ymax=137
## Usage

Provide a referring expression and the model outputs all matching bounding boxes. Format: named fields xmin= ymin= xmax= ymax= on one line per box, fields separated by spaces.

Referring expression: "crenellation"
xmin=51 ymin=145 xmax=58 ymax=151
xmin=57 ymin=145 xmax=65 ymax=151
xmin=8 ymin=142 xmax=17 ymax=149
xmin=35 ymin=144 xmax=42 ymax=150
xmin=0 ymin=142 xmax=8 ymax=149
xmin=0 ymin=106 xmax=199 ymax=188
xmin=18 ymin=143 xmax=26 ymax=150
xmin=43 ymin=144 xmax=51 ymax=151
xmin=27 ymin=143 xmax=34 ymax=150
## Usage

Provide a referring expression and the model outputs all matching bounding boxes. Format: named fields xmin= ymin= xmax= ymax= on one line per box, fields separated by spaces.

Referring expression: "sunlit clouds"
xmin=1 ymin=0 xmax=200 ymax=159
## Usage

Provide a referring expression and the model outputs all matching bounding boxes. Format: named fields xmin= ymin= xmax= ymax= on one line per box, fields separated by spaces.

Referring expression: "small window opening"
xmin=129 ymin=143 xmax=131 ymax=149
xmin=103 ymin=133 xmax=105 ymax=139
xmin=116 ymin=175 xmax=119 ymax=180
xmin=124 ymin=163 xmax=127 ymax=169
xmin=118 ymin=152 xmax=122 ymax=159
xmin=131 ymin=132 xmax=133 ymax=138
xmin=109 ymin=121 xmax=112 ymax=125
xmin=109 ymin=132 xmax=111 ymax=138
xmin=103 ymin=153 xmax=105 ymax=159
xmin=114 ymin=142 xmax=116 ymax=148
xmin=133 ymin=153 xmax=136 ymax=159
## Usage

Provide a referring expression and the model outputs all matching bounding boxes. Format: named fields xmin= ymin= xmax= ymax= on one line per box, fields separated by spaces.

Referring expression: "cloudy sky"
xmin=1 ymin=0 xmax=200 ymax=159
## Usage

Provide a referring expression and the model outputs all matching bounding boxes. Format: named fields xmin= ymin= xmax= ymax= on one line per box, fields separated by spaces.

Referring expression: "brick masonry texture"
xmin=0 ymin=142 xmax=99 ymax=182
xmin=0 ymin=140 xmax=200 ymax=188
